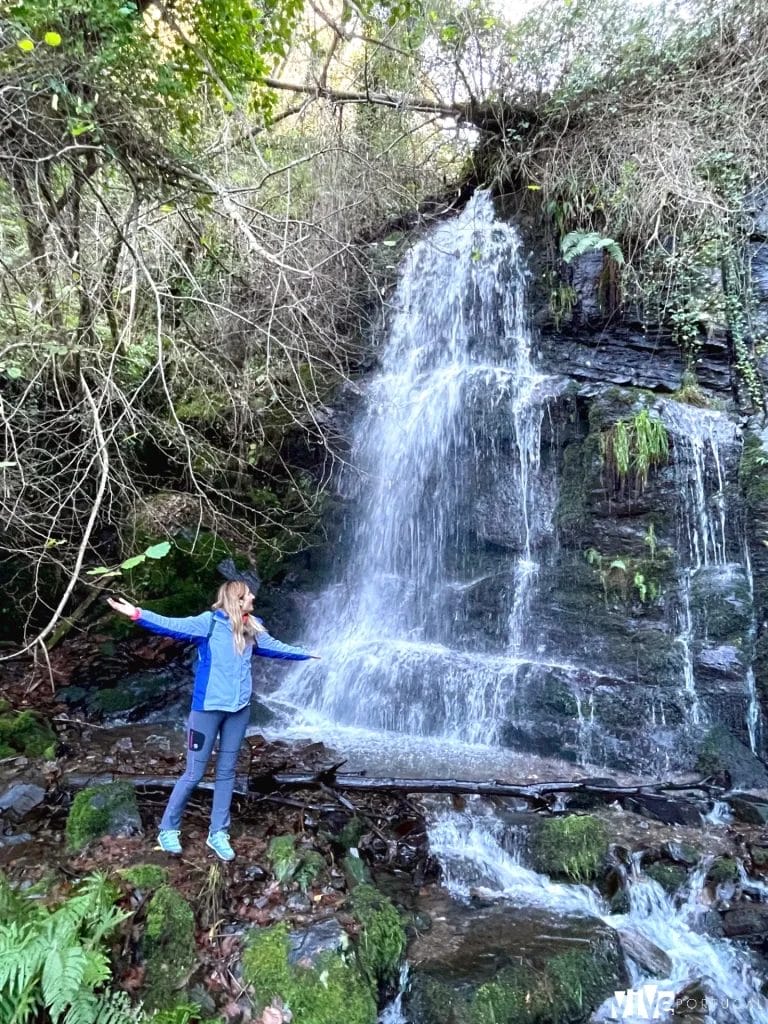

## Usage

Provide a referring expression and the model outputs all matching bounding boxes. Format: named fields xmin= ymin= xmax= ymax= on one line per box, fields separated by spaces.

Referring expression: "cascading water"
xmin=277 ymin=192 xmax=559 ymax=751
xmin=424 ymin=804 xmax=768 ymax=1024
xmin=664 ymin=403 xmax=761 ymax=750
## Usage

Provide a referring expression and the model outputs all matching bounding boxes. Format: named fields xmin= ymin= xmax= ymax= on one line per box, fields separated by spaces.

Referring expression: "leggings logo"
xmin=188 ymin=729 xmax=205 ymax=752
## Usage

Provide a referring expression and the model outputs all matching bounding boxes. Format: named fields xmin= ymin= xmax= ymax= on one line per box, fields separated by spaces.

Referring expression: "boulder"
xmin=721 ymin=905 xmax=768 ymax=941
xmin=616 ymin=928 xmax=673 ymax=978
xmin=697 ymin=727 xmax=768 ymax=790
xmin=405 ymin=897 xmax=627 ymax=1024
xmin=726 ymin=794 xmax=768 ymax=826
xmin=65 ymin=781 xmax=143 ymax=851
xmin=0 ymin=783 xmax=45 ymax=822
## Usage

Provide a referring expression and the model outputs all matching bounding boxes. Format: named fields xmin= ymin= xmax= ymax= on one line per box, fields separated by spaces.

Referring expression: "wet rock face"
xmin=474 ymin=382 xmax=764 ymax=773
xmin=404 ymin=898 xmax=627 ymax=1024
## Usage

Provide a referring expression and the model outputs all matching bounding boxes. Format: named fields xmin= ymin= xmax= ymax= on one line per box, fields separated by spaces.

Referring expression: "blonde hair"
xmin=212 ymin=580 xmax=266 ymax=654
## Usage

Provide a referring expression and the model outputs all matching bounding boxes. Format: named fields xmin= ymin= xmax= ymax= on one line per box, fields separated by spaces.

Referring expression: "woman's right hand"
xmin=107 ymin=596 xmax=138 ymax=618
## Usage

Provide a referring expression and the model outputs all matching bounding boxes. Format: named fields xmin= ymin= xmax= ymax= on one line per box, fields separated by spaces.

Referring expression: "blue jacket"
xmin=134 ymin=608 xmax=311 ymax=712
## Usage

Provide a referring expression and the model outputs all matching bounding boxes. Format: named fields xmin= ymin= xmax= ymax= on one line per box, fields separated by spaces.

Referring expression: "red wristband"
xmin=131 ymin=608 xmax=141 ymax=621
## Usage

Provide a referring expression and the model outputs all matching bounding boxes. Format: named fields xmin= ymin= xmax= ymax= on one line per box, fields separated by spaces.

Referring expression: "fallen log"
xmin=61 ymin=769 xmax=722 ymax=809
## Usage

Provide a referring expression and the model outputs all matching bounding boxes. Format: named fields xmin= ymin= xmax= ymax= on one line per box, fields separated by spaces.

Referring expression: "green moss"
xmin=706 ymin=856 xmax=739 ymax=884
xmin=530 ymin=815 xmax=608 ymax=882
xmin=741 ymin=433 xmax=768 ymax=510
xmin=754 ymin=633 xmax=768 ymax=702
xmin=267 ymin=835 xmax=301 ymax=883
xmin=143 ymin=884 xmax=197 ymax=1010
xmin=65 ymin=782 xmax=140 ymax=851
xmin=89 ymin=688 xmax=136 ymax=715
xmin=697 ymin=726 xmax=732 ymax=776
xmin=119 ymin=864 xmax=169 ymax=890
xmin=411 ymin=942 xmax=624 ymax=1024
xmin=350 ymin=884 xmax=407 ymax=986
xmin=535 ymin=676 xmax=579 ymax=718
xmin=294 ymin=850 xmax=326 ymax=892
xmin=645 ymin=863 xmax=688 ymax=894
xmin=0 ymin=702 xmax=57 ymax=759
xmin=107 ymin=531 xmax=249 ymax=629
xmin=267 ymin=837 xmax=327 ymax=890
xmin=343 ymin=852 xmax=372 ymax=887
xmin=335 ymin=816 xmax=367 ymax=850
xmin=470 ymin=947 xmax=624 ymax=1024
xmin=243 ymin=923 xmax=377 ymax=1024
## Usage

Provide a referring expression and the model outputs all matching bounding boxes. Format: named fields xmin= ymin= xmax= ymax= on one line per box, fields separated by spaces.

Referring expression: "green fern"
xmin=561 ymin=230 xmax=625 ymax=265
xmin=0 ymin=872 xmax=135 ymax=1024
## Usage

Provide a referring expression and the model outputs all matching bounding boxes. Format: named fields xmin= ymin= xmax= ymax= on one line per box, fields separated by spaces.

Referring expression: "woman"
xmin=108 ymin=581 xmax=318 ymax=861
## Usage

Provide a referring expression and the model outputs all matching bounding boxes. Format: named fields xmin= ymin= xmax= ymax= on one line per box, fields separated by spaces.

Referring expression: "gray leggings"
xmin=159 ymin=704 xmax=250 ymax=834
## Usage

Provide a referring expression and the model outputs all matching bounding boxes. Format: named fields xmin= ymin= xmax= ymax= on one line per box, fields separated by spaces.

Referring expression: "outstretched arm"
xmin=255 ymin=625 xmax=320 ymax=661
xmin=107 ymin=597 xmax=213 ymax=641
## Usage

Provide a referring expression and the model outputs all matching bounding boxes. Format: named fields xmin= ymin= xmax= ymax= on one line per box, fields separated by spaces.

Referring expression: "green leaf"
xmin=6 ymin=366 xmax=23 ymax=379
xmin=68 ymin=120 xmax=96 ymax=138
xmin=119 ymin=554 xmax=146 ymax=570
xmin=144 ymin=541 xmax=171 ymax=559
xmin=17 ymin=39 xmax=35 ymax=52
xmin=609 ymin=559 xmax=627 ymax=570
xmin=43 ymin=31 xmax=62 ymax=47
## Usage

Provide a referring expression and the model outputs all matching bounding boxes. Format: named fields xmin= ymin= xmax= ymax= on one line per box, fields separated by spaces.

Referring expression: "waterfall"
xmin=277 ymin=192 xmax=559 ymax=747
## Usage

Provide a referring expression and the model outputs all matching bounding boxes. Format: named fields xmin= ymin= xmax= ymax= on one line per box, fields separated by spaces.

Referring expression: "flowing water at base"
xmin=379 ymin=802 xmax=768 ymax=1024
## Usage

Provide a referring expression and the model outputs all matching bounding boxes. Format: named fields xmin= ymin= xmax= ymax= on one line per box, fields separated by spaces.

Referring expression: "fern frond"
xmin=43 ymin=943 xmax=88 ymax=1019
xmin=85 ymin=905 xmax=131 ymax=949
xmin=91 ymin=989 xmax=140 ymax=1024
xmin=561 ymin=229 xmax=625 ymax=265
xmin=82 ymin=948 xmax=111 ymax=989
xmin=62 ymin=988 xmax=99 ymax=1024
xmin=0 ymin=922 xmax=46 ymax=998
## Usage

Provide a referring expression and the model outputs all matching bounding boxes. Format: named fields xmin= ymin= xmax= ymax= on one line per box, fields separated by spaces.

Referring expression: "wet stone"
xmin=0 ymin=783 xmax=46 ymax=822
xmin=616 ymin=928 xmax=673 ymax=978
xmin=726 ymin=795 xmax=768 ymax=826
xmin=286 ymin=918 xmax=347 ymax=968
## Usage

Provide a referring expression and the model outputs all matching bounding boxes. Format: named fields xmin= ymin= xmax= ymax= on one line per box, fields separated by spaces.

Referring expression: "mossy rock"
xmin=65 ymin=782 xmax=142 ymax=851
xmin=267 ymin=836 xmax=328 ymax=891
xmin=706 ymin=856 xmax=739 ymax=885
xmin=350 ymin=883 xmax=407 ymax=986
xmin=645 ymin=862 xmax=688 ymax=894
xmin=142 ymin=884 xmax=197 ymax=1010
xmin=555 ymin=437 xmax=600 ymax=539
xmin=408 ymin=939 xmax=625 ymax=1024
xmin=119 ymin=864 xmax=169 ymax=890
xmin=0 ymin=702 xmax=57 ymax=760
xmin=696 ymin=726 xmax=768 ymax=789
xmin=529 ymin=815 xmax=608 ymax=882
xmin=243 ymin=922 xmax=377 ymax=1024
xmin=741 ymin=433 xmax=768 ymax=510
xmin=86 ymin=670 xmax=187 ymax=721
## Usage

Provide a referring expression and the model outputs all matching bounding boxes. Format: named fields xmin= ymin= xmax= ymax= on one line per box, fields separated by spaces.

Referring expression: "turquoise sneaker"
xmin=206 ymin=830 xmax=235 ymax=862
xmin=157 ymin=829 xmax=182 ymax=855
